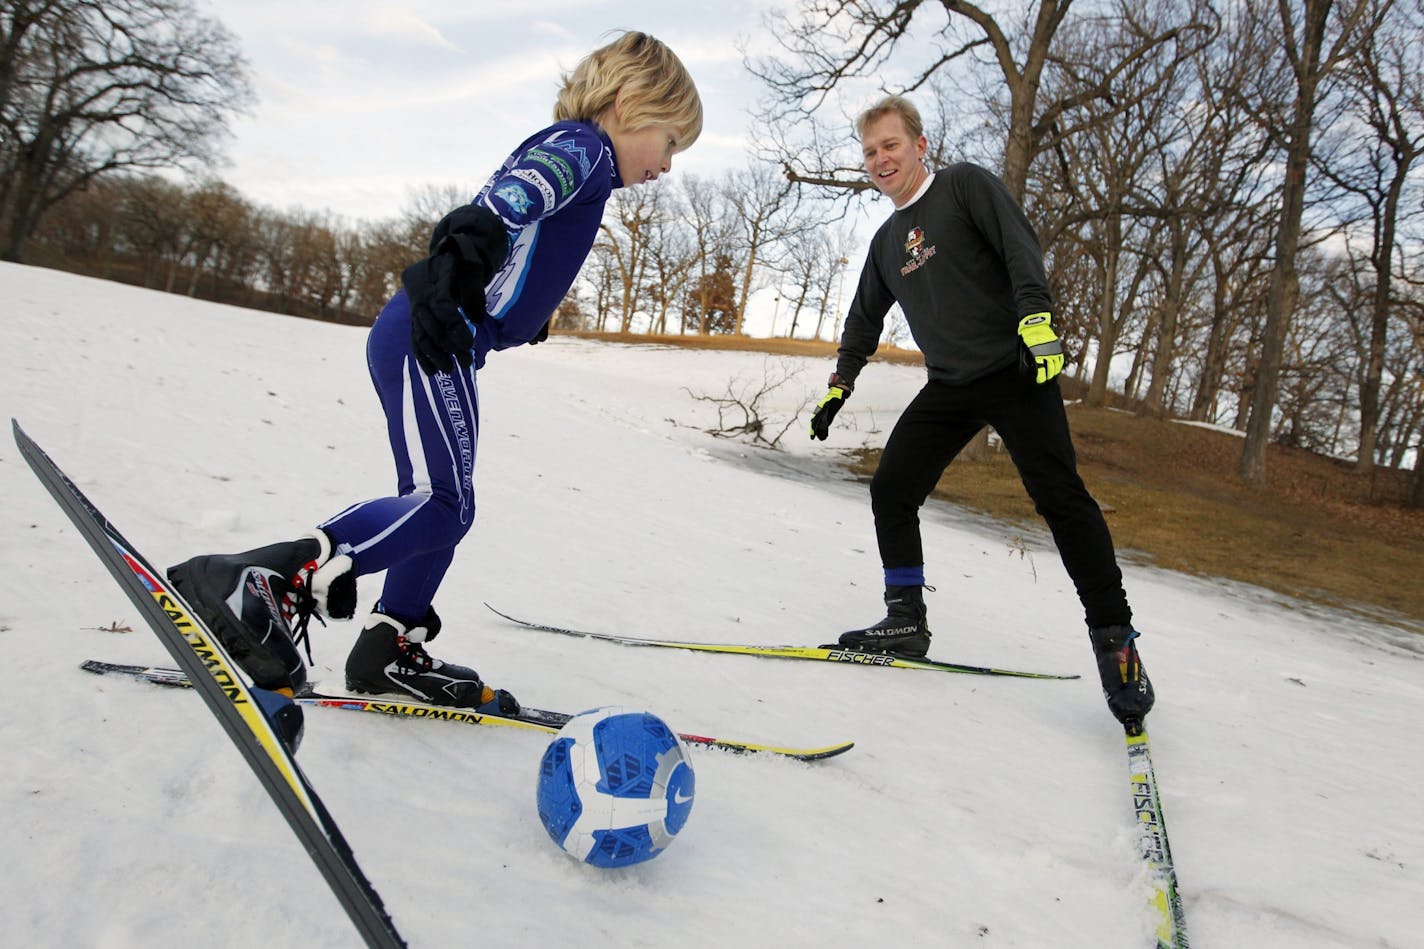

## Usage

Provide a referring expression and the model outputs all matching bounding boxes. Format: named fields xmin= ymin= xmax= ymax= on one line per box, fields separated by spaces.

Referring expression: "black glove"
xmin=528 ymin=319 xmax=551 ymax=345
xmin=403 ymin=206 xmax=510 ymax=375
xmin=809 ymin=373 xmax=854 ymax=440
xmin=403 ymin=252 xmax=479 ymax=374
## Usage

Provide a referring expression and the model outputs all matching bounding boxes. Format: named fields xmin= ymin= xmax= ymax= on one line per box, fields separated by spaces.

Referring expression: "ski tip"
xmin=799 ymin=740 xmax=855 ymax=761
xmin=680 ymin=736 xmax=856 ymax=761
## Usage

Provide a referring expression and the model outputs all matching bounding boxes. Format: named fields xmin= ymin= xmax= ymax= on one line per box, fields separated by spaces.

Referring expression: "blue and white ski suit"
xmin=320 ymin=121 xmax=622 ymax=620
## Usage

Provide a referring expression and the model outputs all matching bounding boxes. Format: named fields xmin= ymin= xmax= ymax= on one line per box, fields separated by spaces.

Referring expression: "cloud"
xmin=210 ymin=1 xmax=777 ymax=220
xmin=531 ymin=19 xmax=578 ymax=43
xmin=368 ymin=7 xmax=461 ymax=51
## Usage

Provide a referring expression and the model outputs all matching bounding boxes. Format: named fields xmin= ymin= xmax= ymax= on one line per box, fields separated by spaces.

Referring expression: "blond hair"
xmin=855 ymin=95 xmax=924 ymax=140
xmin=554 ymin=31 xmax=703 ymax=149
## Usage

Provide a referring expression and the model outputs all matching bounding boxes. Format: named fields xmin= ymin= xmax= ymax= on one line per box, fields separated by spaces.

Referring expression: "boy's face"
xmin=608 ymin=124 xmax=683 ymax=186
xmin=860 ymin=112 xmax=929 ymax=208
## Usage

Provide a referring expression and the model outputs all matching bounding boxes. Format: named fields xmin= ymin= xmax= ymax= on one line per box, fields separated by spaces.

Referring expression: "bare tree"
xmin=750 ymin=0 xmax=1074 ymax=198
xmin=776 ymin=224 xmax=841 ymax=339
xmin=598 ymin=184 xmax=668 ymax=332
xmin=0 ymin=0 xmax=252 ymax=261
xmin=1238 ymin=0 xmax=1375 ymax=486
xmin=179 ymin=179 xmax=247 ymax=296
xmin=1272 ymin=252 xmax=1359 ymax=451
xmin=722 ymin=164 xmax=800 ymax=334
xmin=26 ymin=172 xmax=123 ymax=272
xmin=1182 ymin=19 xmax=1283 ymax=424
xmin=1033 ymin=23 xmax=1166 ymax=406
xmin=1316 ymin=0 xmax=1424 ymax=471
xmin=404 ymin=184 xmax=469 ymax=234
xmin=677 ymin=174 xmax=739 ymax=334
xmin=289 ymin=213 xmax=342 ymax=319
xmin=1397 ymin=274 xmax=1424 ymax=504
xmin=643 ymin=190 xmax=696 ymax=334
xmin=1191 ymin=203 xmax=1275 ymax=423
xmin=117 ymin=175 xmax=186 ymax=288
xmin=584 ymin=240 xmax=620 ymax=332
xmin=1380 ymin=268 xmax=1424 ymax=482
xmin=751 ymin=0 xmax=1209 ymax=202
xmin=347 ymin=213 xmax=426 ymax=317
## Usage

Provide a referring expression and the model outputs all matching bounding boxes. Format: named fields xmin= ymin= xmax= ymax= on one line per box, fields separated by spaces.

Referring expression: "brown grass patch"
xmin=559 ymin=330 xmax=925 ymax=365
xmin=849 ymin=404 xmax=1424 ymax=629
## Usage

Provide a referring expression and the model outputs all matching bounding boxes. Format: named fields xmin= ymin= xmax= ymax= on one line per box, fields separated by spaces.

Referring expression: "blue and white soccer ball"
xmin=537 ymin=706 xmax=695 ymax=868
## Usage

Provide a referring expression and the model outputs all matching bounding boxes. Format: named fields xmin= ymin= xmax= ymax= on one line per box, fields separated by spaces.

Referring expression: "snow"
xmin=2 ymin=260 xmax=1421 ymax=949
xmin=1171 ymin=418 xmax=1246 ymax=438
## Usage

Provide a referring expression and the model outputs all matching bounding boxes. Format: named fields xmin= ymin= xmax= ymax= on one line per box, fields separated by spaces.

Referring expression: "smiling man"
xmin=808 ymin=95 xmax=1154 ymax=732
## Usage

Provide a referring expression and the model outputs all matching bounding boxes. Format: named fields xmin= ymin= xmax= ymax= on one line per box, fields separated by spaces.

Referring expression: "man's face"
xmin=860 ymin=112 xmax=929 ymax=208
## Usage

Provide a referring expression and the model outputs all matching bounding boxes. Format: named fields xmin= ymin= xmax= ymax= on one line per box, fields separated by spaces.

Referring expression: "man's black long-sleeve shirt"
xmin=836 ymin=163 xmax=1053 ymax=386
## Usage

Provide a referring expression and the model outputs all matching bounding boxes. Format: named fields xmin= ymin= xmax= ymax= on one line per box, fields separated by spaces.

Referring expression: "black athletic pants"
xmin=870 ymin=366 xmax=1132 ymax=629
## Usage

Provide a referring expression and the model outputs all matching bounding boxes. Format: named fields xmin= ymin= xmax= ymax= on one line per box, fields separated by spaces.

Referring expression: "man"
xmin=809 ymin=95 xmax=1153 ymax=731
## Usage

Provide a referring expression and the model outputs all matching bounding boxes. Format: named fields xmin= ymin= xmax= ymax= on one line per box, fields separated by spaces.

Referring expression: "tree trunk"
xmin=1356 ymin=168 xmax=1407 ymax=471
xmin=1240 ymin=0 xmax=1334 ymax=487
xmin=1142 ymin=218 xmax=1188 ymax=417
xmin=1190 ymin=248 xmax=1233 ymax=422
xmin=1412 ymin=439 xmax=1424 ymax=508
xmin=1085 ymin=216 xmax=1121 ymax=407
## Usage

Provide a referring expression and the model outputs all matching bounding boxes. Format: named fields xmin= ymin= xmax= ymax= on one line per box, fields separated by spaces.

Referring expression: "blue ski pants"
xmin=319 ymin=293 xmax=479 ymax=621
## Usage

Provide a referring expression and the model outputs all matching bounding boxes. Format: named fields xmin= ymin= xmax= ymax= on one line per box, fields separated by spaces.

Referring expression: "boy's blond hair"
xmin=554 ymin=31 xmax=703 ymax=149
xmin=855 ymin=95 xmax=924 ymax=140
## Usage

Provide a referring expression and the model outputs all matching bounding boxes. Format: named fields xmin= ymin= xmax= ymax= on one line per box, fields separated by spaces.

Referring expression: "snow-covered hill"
xmin=1 ymin=262 xmax=1419 ymax=948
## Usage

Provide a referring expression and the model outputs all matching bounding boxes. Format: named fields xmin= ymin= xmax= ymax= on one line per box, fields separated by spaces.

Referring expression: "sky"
xmin=201 ymin=0 xmax=832 ymax=224
xmin=3 ymin=261 xmax=1422 ymax=947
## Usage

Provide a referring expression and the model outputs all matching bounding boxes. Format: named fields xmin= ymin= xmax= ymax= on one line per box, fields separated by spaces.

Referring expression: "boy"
xmin=168 ymin=32 xmax=703 ymax=749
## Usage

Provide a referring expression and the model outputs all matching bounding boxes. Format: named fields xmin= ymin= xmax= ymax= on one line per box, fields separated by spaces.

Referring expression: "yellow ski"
xmin=81 ymin=659 xmax=855 ymax=762
xmin=486 ymin=604 xmax=1079 ymax=680
xmin=1126 ymin=727 xmax=1189 ymax=947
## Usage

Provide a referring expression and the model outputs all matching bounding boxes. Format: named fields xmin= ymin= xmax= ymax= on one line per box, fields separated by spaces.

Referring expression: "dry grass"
xmin=848 ymin=399 xmax=1424 ymax=631
xmin=560 ymin=330 xmax=926 ymax=365
xmin=563 ymin=331 xmax=1424 ymax=632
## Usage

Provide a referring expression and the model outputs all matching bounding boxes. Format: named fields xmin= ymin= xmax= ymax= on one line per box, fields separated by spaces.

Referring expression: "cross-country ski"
xmin=80 ymin=659 xmax=855 ymax=761
xmin=485 ymin=604 xmax=1081 ymax=680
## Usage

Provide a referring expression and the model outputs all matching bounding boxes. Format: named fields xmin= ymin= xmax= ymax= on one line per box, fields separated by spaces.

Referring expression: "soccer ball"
xmin=537 ymin=706 xmax=695 ymax=868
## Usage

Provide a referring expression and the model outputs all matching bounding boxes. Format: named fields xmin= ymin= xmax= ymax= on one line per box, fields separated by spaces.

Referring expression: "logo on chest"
xmin=900 ymin=226 xmax=937 ymax=276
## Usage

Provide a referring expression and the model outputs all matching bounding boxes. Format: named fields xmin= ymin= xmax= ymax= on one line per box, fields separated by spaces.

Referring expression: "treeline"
xmin=1019 ymin=0 xmax=1424 ymax=478
xmin=30 ymin=174 xmax=421 ymax=325
xmin=24 ymin=166 xmax=856 ymax=340
xmin=5 ymin=0 xmax=1423 ymax=501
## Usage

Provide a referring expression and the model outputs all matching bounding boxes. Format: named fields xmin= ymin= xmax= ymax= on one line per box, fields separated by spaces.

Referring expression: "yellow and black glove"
xmin=1017 ymin=312 xmax=1064 ymax=384
xmin=809 ymin=373 xmax=854 ymax=440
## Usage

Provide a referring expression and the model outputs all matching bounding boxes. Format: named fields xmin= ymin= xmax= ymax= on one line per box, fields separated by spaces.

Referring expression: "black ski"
xmin=81 ymin=659 xmax=856 ymax=761
xmin=485 ymin=604 xmax=1080 ymax=680
xmin=13 ymin=420 xmax=406 ymax=949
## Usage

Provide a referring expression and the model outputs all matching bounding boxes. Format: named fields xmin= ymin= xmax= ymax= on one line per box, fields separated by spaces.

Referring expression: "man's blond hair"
xmin=555 ymin=31 xmax=703 ymax=149
xmin=855 ymin=95 xmax=924 ymax=140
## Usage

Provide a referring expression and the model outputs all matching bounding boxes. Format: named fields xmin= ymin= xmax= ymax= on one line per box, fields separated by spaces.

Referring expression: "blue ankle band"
xmin=884 ymin=566 xmax=925 ymax=587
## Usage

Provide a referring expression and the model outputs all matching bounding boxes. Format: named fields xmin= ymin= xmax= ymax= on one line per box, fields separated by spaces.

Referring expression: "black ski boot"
xmin=345 ymin=608 xmax=519 ymax=713
xmin=834 ymin=585 xmax=932 ymax=657
xmin=167 ymin=531 xmax=356 ymax=691
xmin=1089 ymin=624 xmax=1155 ymax=730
